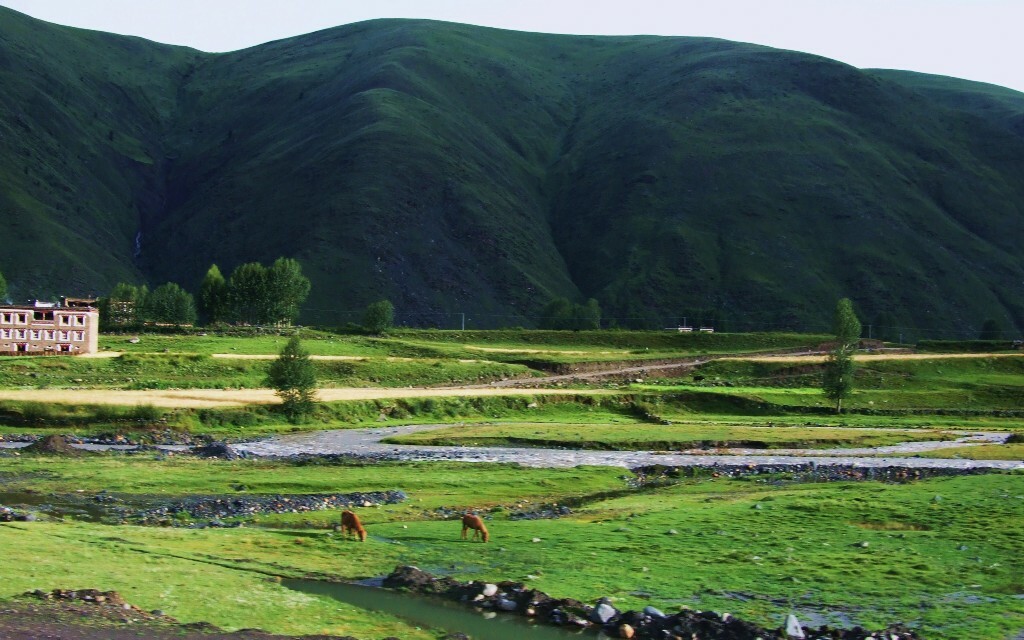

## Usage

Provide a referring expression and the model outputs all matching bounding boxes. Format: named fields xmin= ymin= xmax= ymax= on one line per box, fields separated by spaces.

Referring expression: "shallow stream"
xmin=283 ymin=578 xmax=600 ymax=639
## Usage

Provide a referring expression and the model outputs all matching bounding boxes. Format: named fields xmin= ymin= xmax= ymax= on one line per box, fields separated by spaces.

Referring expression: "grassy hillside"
xmin=1 ymin=8 xmax=1023 ymax=337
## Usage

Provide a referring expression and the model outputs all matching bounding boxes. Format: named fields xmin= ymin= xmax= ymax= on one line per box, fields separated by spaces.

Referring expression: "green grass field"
xmin=1 ymin=330 xmax=1022 ymax=637
xmin=1 ymin=456 xmax=1022 ymax=639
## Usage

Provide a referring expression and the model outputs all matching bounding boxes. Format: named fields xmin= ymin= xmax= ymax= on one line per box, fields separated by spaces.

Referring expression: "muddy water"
xmin=0 ymin=491 xmax=110 ymax=521
xmin=283 ymin=578 xmax=598 ymax=639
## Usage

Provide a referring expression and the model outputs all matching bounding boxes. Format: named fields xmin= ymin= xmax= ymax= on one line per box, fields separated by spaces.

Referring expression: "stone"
xmin=498 ymin=598 xmax=517 ymax=611
xmin=667 ymin=529 xmax=678 ymax=535
xmin=642 ymin=605 xmax=665 ymax=618
xmin=785 ymin=613 xmax=805 ymax=638
xmin=481 ymin=583 xmax=498 ymax=597
xmin=618 ymin=623 xmax=635 ymax=638
xmin=590 ymin=602 xmax=619 ymax=624
xmin=531 ymin=537 xmax=542 ymax=543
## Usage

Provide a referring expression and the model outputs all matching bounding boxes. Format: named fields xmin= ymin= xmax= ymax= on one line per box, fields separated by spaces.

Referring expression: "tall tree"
xmin=145 ymin=283 xmax=197 ymax=325
xmin=198 ymin=264 xmax=228 ymax=325
xmin=265 ymin=336 xmax=318 ymax=420
xmin=822 ymin=297 xmax=861 ymax=413
xmin=572 ymin=298 xmax=602 ymax=330
xmin=0 ymin=270 xmax=7 ymax=301
xmin=363 ymin=299 xmax=395 ymax=334
xmin=227 ymin=262 xmax=269 ymax=325
xmin=265 ymin=257 xmax=311 ymax=324
xmin=539 ymin=297 xmax=574 ymax=330
xmin=833 ymin=298 xmax=862 ymax=348
xmin=99 ymin=283 xmax=148 ymax=327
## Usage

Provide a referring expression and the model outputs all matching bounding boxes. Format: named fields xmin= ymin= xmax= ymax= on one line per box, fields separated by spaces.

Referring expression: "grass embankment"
xmin=660 ymin=354 xmax=1024 ymax=412
xmin=382 ymin=421 xmax=952 ymax=450
xmin=0 ymin=395 xmax=630 ymax=439
xmin=0 ymin=351 xmax=535 ymax=391
xmin=1 ymin=456 xmax=1022 ymax=639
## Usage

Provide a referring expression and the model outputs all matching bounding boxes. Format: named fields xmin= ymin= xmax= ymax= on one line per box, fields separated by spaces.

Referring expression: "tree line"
xmin=99 ymin=258 xmax=311 ymax=328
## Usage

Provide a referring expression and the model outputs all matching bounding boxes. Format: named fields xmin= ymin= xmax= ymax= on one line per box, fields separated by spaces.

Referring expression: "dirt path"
xmin=0 ymin=386 xmax=611 ymax=408
xmin=230 ymin=424 xmax=1024 ymax=471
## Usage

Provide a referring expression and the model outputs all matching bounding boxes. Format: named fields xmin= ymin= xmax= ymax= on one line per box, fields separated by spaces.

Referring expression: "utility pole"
xmin=460 ymin=312 xmax=465 ymax=331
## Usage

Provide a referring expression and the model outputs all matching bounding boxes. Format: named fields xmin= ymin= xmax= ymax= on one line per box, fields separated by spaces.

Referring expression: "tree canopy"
xmin=145 ymin=283 xmax=197 ymax=325
xmin=265 ymin=335 xmax=318 ymax=420
xmin=225 ymin=259 xmax=310 ymax=325
xmin=99 ymin=283 xmax=149 ymax=327
xmin=198 ymin=264 xmax=228 ymax=324
xmin=0 ymin=270 xmax=6 ymax=301
xmin=363 ymin=299 xmax=395 ymax=334
xmin=833 ymin=297 xmax=862 ymax=349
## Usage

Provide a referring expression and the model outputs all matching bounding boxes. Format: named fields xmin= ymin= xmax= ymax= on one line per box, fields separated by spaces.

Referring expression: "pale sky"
xmin=3 ymin=0 xmax=1022 ymax=93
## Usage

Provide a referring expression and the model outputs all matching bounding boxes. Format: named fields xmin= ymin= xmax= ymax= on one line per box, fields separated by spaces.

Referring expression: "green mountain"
xmin=1 ymin=7 xmax=1022 ymax=337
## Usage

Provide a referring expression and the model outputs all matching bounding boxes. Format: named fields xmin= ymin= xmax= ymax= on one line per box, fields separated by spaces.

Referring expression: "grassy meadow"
xmin=1 ymin=457 xmax=1022 ymax=638
xmin=0 ymin=329 xmax=1022 ymax=638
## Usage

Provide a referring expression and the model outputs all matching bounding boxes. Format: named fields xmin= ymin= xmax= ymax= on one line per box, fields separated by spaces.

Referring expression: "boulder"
xmin=591 ymin=601 xmax=620 ymax=624
xmin=785 ymin=613 xmax=806 ymax=638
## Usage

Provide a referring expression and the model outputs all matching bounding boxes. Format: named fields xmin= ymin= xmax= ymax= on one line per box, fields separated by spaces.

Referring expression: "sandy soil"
xmin=0 ymin=386 xmax=609 ymax=408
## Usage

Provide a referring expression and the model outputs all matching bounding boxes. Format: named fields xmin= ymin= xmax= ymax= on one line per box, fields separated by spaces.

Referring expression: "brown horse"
xmin=461 ymin=513 xmax=489 ymax=542
xmin=340 ymin=509 xmax=367 ymax=542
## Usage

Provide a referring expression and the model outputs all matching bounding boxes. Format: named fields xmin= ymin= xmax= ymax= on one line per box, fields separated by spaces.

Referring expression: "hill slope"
xmin=1 ymin=8 xmax=1022 ymax=337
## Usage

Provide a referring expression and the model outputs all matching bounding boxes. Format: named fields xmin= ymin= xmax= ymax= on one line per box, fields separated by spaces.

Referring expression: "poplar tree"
xmin=198 ymin=264 xmax=228 ymax=324
xmin=822 ymin=297 xmax=861 ymax=413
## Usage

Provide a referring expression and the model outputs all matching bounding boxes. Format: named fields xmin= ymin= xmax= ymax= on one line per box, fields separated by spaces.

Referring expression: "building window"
xmin=74 ymin=315 xmax=86 ymax=326
xmin=30 ymin=330 xmax=41 ymax=340
xmin=44 ymin=330 xmax=56 ymax=340
xmin=59 ymin=315 xmax=70 ymax=326
xmin=73 ymin=331 xmax=85 ymax=342
xmin=0 ymin=329 xmax=9 ymax=339
xmin=59 ymin=330 xmax=70 ymax=341
xmin=1 ymin=313 xmax=12 ymax=324
xmin=14 ymin=329 xmax=26 ymax=339
xmin=16 ymin=314 xmax=27 ymax=324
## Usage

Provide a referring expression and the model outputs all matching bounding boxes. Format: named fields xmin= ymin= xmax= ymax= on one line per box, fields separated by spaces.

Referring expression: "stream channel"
xmin=283 ymin=578 xmax=599 ymax=640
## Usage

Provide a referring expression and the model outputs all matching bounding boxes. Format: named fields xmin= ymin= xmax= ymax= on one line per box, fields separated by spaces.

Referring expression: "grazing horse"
xmin=461 ymin=513 xmax=489 ymax=542
xmin=340 ymin=509 xmax=367 ymax=542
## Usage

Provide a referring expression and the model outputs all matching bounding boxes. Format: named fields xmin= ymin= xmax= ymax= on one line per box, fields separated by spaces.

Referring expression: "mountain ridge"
xmin=1 ymin=7 xmax=1022 ymax=337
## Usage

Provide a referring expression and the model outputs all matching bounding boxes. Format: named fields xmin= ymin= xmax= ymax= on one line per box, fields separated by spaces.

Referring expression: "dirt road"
xmin=0 ymin=386 xmax=610 ymax=408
